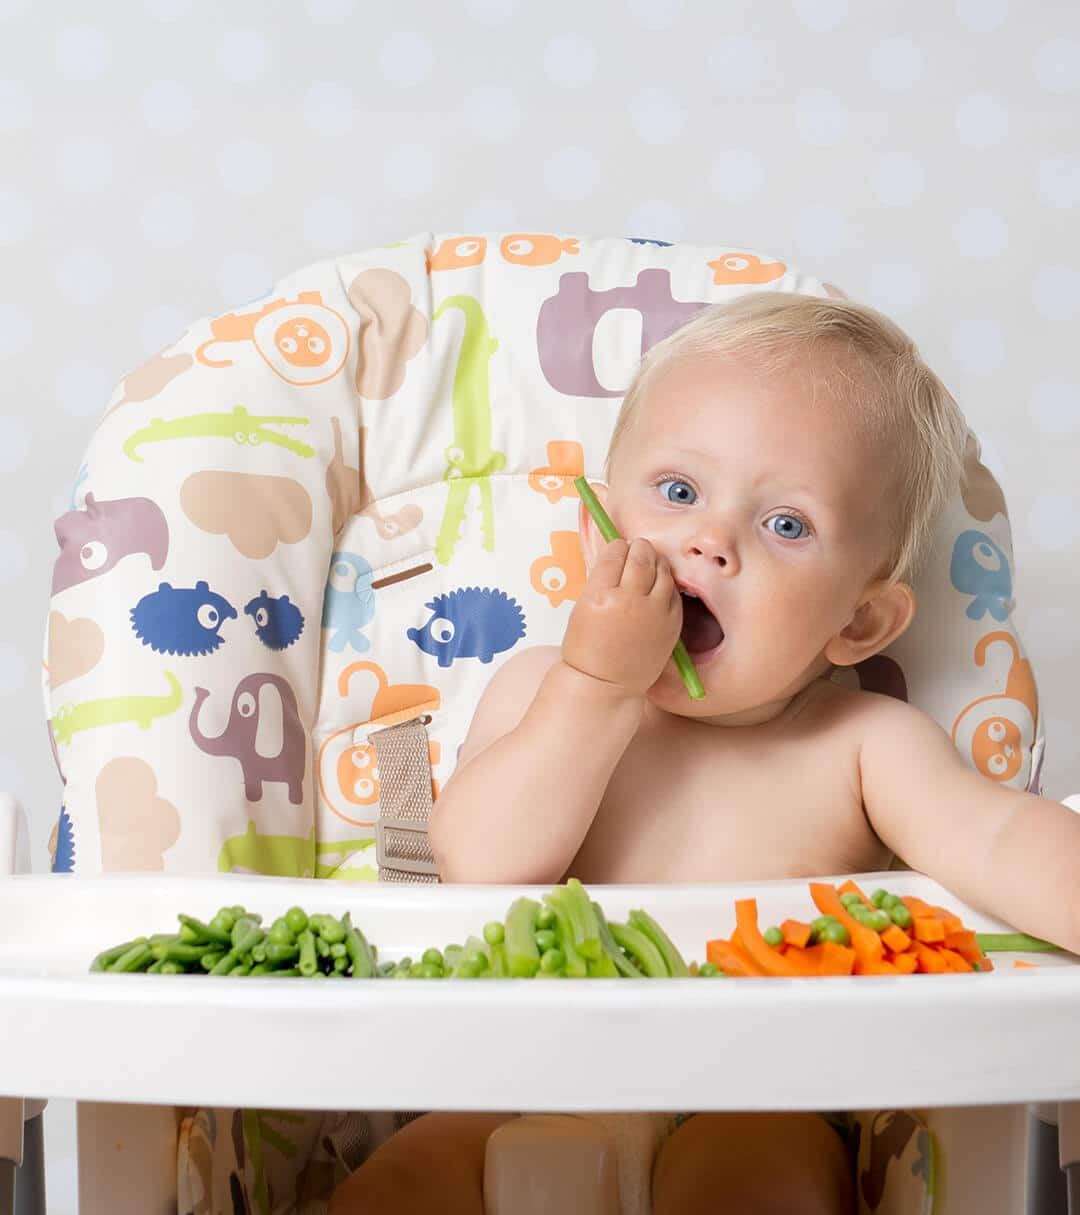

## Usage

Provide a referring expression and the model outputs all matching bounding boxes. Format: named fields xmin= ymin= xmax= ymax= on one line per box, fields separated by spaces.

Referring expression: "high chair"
xmin=11 ymin=232 xmax=1079 ymax=1214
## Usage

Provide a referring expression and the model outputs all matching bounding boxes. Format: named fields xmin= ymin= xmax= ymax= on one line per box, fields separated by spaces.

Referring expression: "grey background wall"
xmin=5 ymin=1 xmax=1079 ymax=1209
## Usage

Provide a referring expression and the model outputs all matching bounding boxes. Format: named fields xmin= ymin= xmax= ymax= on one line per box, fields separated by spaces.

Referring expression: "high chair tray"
xmin=1 ymin=871 xmax=1078 ymax=1113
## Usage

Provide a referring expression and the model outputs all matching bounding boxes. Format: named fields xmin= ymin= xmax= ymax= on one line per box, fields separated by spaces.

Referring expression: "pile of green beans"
xmin=89 ymin=879 xmax=719 ymax=979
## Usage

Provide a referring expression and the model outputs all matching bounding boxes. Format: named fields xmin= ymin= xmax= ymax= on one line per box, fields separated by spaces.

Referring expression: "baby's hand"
xmin=562 ymin=537 xmax=682 ymax=697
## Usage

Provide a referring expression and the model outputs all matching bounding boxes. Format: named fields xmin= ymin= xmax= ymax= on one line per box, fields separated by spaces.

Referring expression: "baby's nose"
xmin=686 ymin=529 xmax=736 ymax=570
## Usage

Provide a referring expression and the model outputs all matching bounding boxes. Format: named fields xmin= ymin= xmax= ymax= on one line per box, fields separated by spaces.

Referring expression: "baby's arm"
xmin=430 ymin=538 xmax=682 ymax=885
xmin=859 ymin=695 xmax=1080 ymax=952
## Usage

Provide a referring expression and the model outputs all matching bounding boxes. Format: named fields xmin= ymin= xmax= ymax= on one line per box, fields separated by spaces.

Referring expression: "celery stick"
xmin=593 ymin=902 xmax=645 ymax=978
xmin=609 ymin=922 xmax=668 ymax=978
xmin=628 ymin=909 xmax=690 ymax=977
xmin=505 ymin=897 xmax=542 ymax=977
xmin=543 ymin=899 xmax=588 ymax=977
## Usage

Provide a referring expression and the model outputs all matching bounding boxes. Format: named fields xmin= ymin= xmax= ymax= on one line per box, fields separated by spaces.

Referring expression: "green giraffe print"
xmin=51 ymin=670 xmax=183 ymax=746
xmin=123 ymin=404 xmax=315 ymax=463
xmin=432 ymin=294 xmax=507 ymax=564
xmin=217 ymin=820 xmax=377 ymax=880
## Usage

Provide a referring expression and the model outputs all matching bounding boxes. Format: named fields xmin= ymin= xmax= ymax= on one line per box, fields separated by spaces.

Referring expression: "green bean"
xmin=147 ymin=959 xmax=165 ymax=974
xmin=333 ymin=955 xmax=350 ymax=974
xmin=91 ymin=937 xmax=148 ymax=972
xmin=309 ymin=914 xmax=345 ymax=944
xmin=179 ymin=914 xmax=232 ymax=947
xmin=210 ymin=909 xmax=237 ymax=935
xmin=209 ymin=950 xmax=240 ymax=975
xmin=109 ymin=942 xmax=154 ymax=973
xmin=264 ymin=942 xmax=299 ymax=966
xmin=342 ymin=912 xmax=376 ymax=978
xmin=974 ymin=932 xmax=1062 ymax=953
xmin=296 ymin=930 xmax=318 ymax=977
xmin=200 ymin=950 xmax=226 ymax=972
xmin=376 ymin=960 xmax=397 ymax=977
xmin=153 ymin=941 xmax=213 ymax=964
xmin=160 ymin=961 xmax=184 ymax=975
xmin=231 ymin=917 xmax=264 ymax=955
xmin=314 ymin=935 xmax=331 ymax=959
xmin=263 ymin=967 xmax=301 ymax=977
xmin=230 ymin=960 xmax=252 ymax=976
xmin=330 ymin=942 xmax=348 ymax=959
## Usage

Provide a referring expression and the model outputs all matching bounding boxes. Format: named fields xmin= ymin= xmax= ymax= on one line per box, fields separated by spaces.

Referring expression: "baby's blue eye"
xmin=767 ymin=514 xmax=806 ymax=540
xmin=658 ymin=479 xmax=697 ymax=505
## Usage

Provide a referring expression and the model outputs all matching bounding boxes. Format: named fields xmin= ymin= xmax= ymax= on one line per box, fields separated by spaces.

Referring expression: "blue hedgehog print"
xmin=130 ymin=580 xmax=237 ymax=655
xmin=322 ymin=551 xmax=376 ymax=653
xmin=407 ymin=586 xmax=526 ymax=668
xmin=245 ymin=590 xmax=305 ymax=651
xmin=52 ymin=804 xmax=75 ymax=873
xmin=950 ymin=530 xmax=1013 ymax=621
xmin=628 ymin=237 xmax=674 ymax=247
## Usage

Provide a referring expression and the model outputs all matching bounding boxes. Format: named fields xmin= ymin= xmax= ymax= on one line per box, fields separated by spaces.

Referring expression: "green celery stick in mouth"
xmin=574 ymin=476 xmax=706 ymax=701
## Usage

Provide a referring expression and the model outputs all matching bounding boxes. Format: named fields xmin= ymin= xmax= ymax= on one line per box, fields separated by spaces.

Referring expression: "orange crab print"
xmin=427 ymin=237 xmax=488 ymax=272
xmin=707 ymin=252 xmax=786 ymax=285
xmin=531 ymin=531 xmax=587 ymax=608
xmin=528 ymin=440 xmax=585 ymax=504
xmin=501 ymin=234 xmax=581 ymax=266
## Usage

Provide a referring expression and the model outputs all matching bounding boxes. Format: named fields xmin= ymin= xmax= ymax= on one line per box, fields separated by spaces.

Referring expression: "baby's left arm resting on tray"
xmin=859 ymin=695 xmax=1080 ymax=952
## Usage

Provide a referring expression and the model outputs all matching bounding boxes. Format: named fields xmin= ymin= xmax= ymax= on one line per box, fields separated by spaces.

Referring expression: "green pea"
xmin=536 ymin=906 xmax=556 ymax=931
xmin=866 ymin=910 xmax=892 ymax=933
xmin=483 ymin=921 xmax=505 ymax=946
xmin=698 ymin=962 xmax=721 ymax=977
xmin=870 ymin=888 xmax=889 ymax=908
xmin=422 ymin=948 xmax=444 ymax=968
xmin=840 ymin=893 xmax=862 ymax=909
xmin=456 ymin=959 xmax=484 ymax=978
xmin=417 ymin=962 xmax=443 ymax=978
xmin=889 ymin=904 xmax=913 ymax=929
xmin=881 ymin=893 xmax=901 ymax=910
xmin=410 ymin=961 xmax=425 ymax=977
xmin=285 ymin=906 xmax=309 ymax=935
xmin=330 ymin=942 xmax=348 ymax=959
xmin=539 ymin=948 xmax=565 ymax=973
xmin=466 ymin=950 xmax=489 ymax=971
xmin=534 ymin=929 xmax=558 ymax=952
xmin=821 ymin=921 xmax=850 ymax=946
xmin=763 ymin=926 xmax=784 ymax=947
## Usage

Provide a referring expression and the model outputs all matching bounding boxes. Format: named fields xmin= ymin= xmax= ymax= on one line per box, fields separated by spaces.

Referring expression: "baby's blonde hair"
xmin=605 ymin=291 xmax=969 ymax=586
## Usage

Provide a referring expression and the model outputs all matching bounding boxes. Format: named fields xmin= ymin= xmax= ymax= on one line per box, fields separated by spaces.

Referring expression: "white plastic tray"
xmin=2 ymin=871 xmax=1079 ymax=1113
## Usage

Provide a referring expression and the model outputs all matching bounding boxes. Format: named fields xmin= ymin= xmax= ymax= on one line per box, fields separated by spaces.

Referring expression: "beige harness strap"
xmin=372 ymin=717 xmax=440 ymax=883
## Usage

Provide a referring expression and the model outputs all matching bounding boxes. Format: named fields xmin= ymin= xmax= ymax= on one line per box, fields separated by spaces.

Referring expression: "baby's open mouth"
xmin=679 ymin=589 xmax=725 ymax=655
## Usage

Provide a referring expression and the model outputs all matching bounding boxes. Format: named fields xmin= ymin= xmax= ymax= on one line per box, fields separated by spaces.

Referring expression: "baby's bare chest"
xmin=568 ymin=711 xmax=891 ymax=883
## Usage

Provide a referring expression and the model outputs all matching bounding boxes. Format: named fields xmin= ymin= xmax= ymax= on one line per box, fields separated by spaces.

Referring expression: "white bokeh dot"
xmin=708 ymin=36 xmax=763 ymax=90
xmin=710 ymin=148 xmax=764 ymax=203
xmin=0 ymin=0 xmax=31 ymax=17
xmin=1032 ymin=266 xmax=1080 ymax=320
xmin=306 ymin=0 xmax=355 ymax=21
xmin=974 ymin=430 xmax=1006 ymax=486
xmin=544 ymin=146 xmax=599 ymax=202
xmin=868 ymin=36 xmax=923 ymax=90
xmin=1026 ymin=606 xmax=1080 ymax=661
xmin=462 ymin=85 xmax=521 ymax=141
xmin=543 ymin=33 xmax=597 ymax=89
xmin=864 ymin=263 xmax=924 ymax=316
xmin=951 ymin=318 xmax=1005 ymax=376
xmin=218 ymin=29 xmax=271 ymax=83
xmin=383 ymin=142 xmax=436 ymax=199
xmin=953 ymin=207 xmax=1008 ymax=259
xmin=791 ymin=204 xmax=849 ymax=256
xmin=55 ymin=25 xmax=112 ymax=81
xmin=1033 ymin=39 xmax=1080 ymax=95
xmin=1035 ymin=154 xmax=1080 ymax=208
xmin=0 ymin=641 xmax=30 ymax=696
xmin=1044 ymin=714 xmax=1080 ymax=767
xmin=791 ymin=0 xmax=848 ymax=31
xmin=0 ymin=529 xmax=29 ymax=588
xmin=0 ymin=187 xmax=32 ymax=245
xmin=217 ymin=253 xmax=274 ymax=309
xmin=140 ymin=194 xmax=196 ymax=250
xmin=0 ymin=753 xmax=25 ymax=802
xmin=55 ymin=135 xmax=113 ymax=194
xmin=379 ymin=30 xmax=434 ymax=86
xmin=464 ymin=0 xmax=519 ymax=22
xmin=217 ymin=140 xmax=274 ymax=195
xmin=625 ymin=201 xmax=683 ymax=243
xmin=55 ymin=359 xmax=113 ymax=419
xmin=145 ymin=0 xmax=194 ymax=17
xmin=303 ymin=82 xmax=355 ymax=138
xmin=141 ymin=80 xmax=198 ymax=136
xmin=0 ymin=417 xmax=30 ymax=476
xmin=629 ymin=88 xmax=686 ymax=144
xmin=303 ymin=197 xmax=357 ymax=253
xmin=0 ymin=80 xmax=31 ymax=132
xmin=1027 ymin=493 xmax=1078 ymax=552
xmin=793 ymin=89 xmax=849 ymax=146
xmin=1030 ymin=380 xmax=1080 ymax=435
xmin=954 ymin=0 xmax=1008 ymax=31
xmin=140 ymin=305 xmax=192 ymax=356
xmin=871 ymin=152 xmax=923 ymax=205
xmin=463 ymin=200 xmax=517 ymax=230
xmin=0 ymin=302 xmax=31 ymax=361
xmin=954 ymin=91 xmax=1009 ymax=148
xmin=54 ymin=248 xmax=114 ymax=307
xmin=627 ymin=0 xmax=683 ymax=29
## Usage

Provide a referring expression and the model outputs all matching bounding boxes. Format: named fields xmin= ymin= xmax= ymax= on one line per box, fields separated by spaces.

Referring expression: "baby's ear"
xmin=825 ymin=581 xmax=916 ymax=667
xmin=577 ymin=480 xmax=612 ymax=568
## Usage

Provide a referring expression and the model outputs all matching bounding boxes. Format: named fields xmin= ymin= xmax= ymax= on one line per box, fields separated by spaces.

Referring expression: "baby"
xmin=331 ymin=292 xmax=1080 ymax=1215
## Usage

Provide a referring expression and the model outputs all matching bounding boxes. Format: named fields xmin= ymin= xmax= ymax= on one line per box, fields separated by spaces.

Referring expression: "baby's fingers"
xmin=620 ymin=537 xmax=658 ymax=594
xmin=590 ymin=538 xmax=630 ymax=590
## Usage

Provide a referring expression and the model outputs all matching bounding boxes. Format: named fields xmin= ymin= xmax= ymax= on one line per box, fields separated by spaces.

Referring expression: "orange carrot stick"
xmin=913 ymin=917 xmax=946 ymax=944
xmin=781 ymin=919 xmax=812 ymax=949
xmin=705 ymin=938 xmax=764 ymax=977
xmin=881 ymin=924 xmax=912 ymax=954
xmin=736 ymin=899 xmax=820 ymax=976
xmin=913 ymin=942 xmax=948 ymax=973
xmin=809 ymin=883 xmax=885 ymax=971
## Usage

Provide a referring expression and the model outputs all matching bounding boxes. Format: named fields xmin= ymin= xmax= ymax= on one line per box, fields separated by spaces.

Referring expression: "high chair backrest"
xmin=43 ymin=234 xmax=1043 ymax=878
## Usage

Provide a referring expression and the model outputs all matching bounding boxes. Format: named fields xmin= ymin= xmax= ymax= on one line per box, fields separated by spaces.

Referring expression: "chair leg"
xmin=483 ymin=1114 xmax=621 ymax=1215
xmin=13 ymin=1114 xmax=45 ymax=1215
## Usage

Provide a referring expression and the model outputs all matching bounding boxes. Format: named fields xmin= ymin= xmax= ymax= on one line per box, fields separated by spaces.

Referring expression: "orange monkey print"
xmin=951 ymin=631 xmax=1038 ymax=787
xmin=531 ymin=531 xmax=587 ymax=609
xmin=196 ymin=291 xmax=350 ymax=386
xmin=528 ymin=440 xmax=585 ymax=504
xmin=707 ymin=252 xmax=786 ymax=286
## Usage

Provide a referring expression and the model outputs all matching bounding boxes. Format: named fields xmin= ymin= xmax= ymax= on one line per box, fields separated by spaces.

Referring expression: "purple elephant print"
xmin=189 ymin=673 xmax=306 ymax=804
